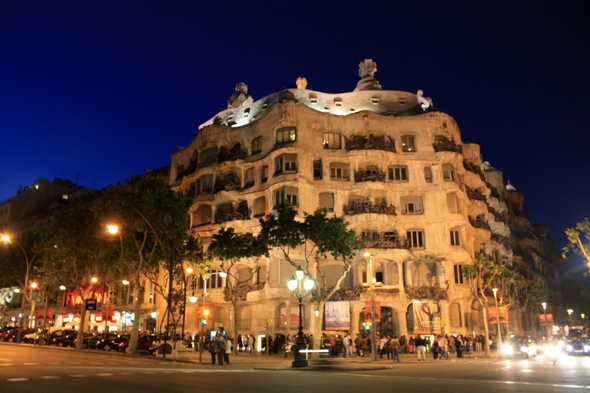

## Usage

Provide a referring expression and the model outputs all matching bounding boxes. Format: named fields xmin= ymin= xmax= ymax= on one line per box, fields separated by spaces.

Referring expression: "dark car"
xmin=96 ymin=334 xmax=130 ymax=351
xmin=119 ymin=335 xmax=157 ymax=353
xmin=566 ymin=338 xmax=590 ymax=356
xmin=54 ymin=332 xmax=91 ymax=347
xmin=88 ymin=332 xmax=118 ymax=349
xmin=0 ymin=327 xmax=19 ymax=340
xmin=3 ymin=328 xmax=33 ymax=342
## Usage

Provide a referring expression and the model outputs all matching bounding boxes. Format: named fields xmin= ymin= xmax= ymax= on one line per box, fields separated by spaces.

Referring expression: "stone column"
xmin=404 ymin=261 xmax=412 ymax=287
xmin=397 ymin=307 xmax=409 ymax=336
xmin=350 ymin=301 xmax=363 ymax=336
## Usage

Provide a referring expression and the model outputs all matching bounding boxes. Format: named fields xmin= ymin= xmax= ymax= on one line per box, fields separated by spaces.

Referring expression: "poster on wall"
xmin=413 ymin=301 xmax=441 ymax=334
xmin=325 ymin=301 xmax=350 ymax=330
xmin=364 ymin=301 xmax=381 ymax=322
xmin=487 ymin=306 xmax=509 ymax=324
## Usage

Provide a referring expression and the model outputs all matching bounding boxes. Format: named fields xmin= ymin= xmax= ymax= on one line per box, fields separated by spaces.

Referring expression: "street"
xmin=1 ymin=343 xmax=590 ymax=392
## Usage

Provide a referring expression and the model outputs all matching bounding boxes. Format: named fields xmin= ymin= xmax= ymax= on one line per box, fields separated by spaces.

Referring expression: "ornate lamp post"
xmin=287 ymin=266 xmax=314 ymax=368
xmin=541 ymin=302 xmax=549 ymax=338
xmin=492 ymin=288 xmax=502 ymax=349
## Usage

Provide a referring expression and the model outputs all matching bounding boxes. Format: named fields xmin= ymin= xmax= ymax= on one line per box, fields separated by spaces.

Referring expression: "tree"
xmin=462 ymin=253 xmax=507 ymax=355
xmin=259 ymin=204 xmax=358 ymax=352
xmin=36 ymin=205 xmax=119 ymax=350
xmin=97 ymin=176 xmax=207 ymax=354
xmin=208 ymin=227 xmax=268 ymax=354
xmin=564 ymin=218 xmax=590 ymax=271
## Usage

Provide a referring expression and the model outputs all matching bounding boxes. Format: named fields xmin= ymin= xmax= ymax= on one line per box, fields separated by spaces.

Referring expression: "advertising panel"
xmin=412 ymin=301 xmax=441 ymax=334
xmin=325 ymin=301 xmax=350 ymax=330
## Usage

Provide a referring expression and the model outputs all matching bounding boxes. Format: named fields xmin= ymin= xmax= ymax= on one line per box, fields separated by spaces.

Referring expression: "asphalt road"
xmin=1 ymin=343 xmax=589 ymax=393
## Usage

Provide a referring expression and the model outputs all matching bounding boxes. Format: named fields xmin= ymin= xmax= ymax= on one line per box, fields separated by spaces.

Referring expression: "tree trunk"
xmin=482 ymin=303 xmax=491 ymax=355
xmin=232 ymin=298 xmax=238 ymax=355
xmin=76 ymin=305 xmax=88 ymax=350
xmin=312 ymin=299 xmax=325 ymax=357
xmin=128 ymin=276 xmax=144 ymax=355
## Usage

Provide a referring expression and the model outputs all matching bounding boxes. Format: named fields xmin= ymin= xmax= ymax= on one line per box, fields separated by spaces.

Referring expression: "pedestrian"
xmin=343 ymin=334 xmax=351 ymax=358
xmin=432 ymin=336 xmax=440 ymax=360
xmin=408 ymin=336 xmax=414 ymax=354
xmin=415 ymin=336 xmax=426 ymax=361
xmin=456 ymin=335 xmax=463 ymax=358
xmin=391 ymin=335 xmax=400 ymax=362
xmin=355 ymin=334 xmax=363 ymax=357
xmin=225 ymin=336 xmax=232 ymax=365
xmin=217 ymin=334 xmax=226 ymax=365
xmin=210 ymin=336 xmax=219 ymax=364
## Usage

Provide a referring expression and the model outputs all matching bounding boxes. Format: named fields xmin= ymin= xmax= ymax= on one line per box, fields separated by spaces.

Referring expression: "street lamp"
xmin=2 ymin=235 xmax=35 ymax=342
xmin=492 ymin=288 xmax=502 ymax=349
xmin=287 ymin=266 xmax=315 ymax=368
xmin=198 ymin=270 xmax=227 ymax=363
xmin=541 ymin=302 xmax=549 ymax=338
xmin=363 ymin=252 xmax=378 ymax=362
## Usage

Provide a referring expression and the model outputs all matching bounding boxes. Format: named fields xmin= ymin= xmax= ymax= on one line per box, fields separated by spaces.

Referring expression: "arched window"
xmin=253 ymin=196 xmax=267 ymax=217
xmin=450 ymin=303 xmax=462 ymax=327
xmin=442 ymin=163 xmax=455 ymax=181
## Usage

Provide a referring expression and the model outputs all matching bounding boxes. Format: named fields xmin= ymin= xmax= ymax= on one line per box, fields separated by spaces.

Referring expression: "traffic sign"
xmin=85 ymin=298 xmax=97 ymax=311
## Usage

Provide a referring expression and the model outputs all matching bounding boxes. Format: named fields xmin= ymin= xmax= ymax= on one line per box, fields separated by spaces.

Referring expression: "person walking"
xmin=456 ymin=335 xmax=463 ymax=358
xmin=344 ymin=334 xmax=351 ymax=358
xmin=210 ymin=336 xmax=219 ymax=364
xmin=217 ymin=334 xmax=226 ymax=365
xmin=248 ymin=334 xmax=255 ymax=353
xmin=415 ymin=336 xmax=426 ymax=361
xmin=432 ymin=336 xmax=440 ymax=360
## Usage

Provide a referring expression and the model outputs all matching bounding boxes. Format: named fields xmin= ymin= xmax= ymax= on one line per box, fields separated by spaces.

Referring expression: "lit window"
xmin=401 ymin=135 xmax=416 ymax=152
xmin=389 ymin=165 xmax=408 ymax=181
xmin=322 ymin=133 xmax=341 ymax=149
xmin=276 ymin=126 xmax=297 ymax=143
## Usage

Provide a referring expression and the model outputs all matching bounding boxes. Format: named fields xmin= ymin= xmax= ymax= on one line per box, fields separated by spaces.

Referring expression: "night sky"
xmin=1 ymin=1 xmax=589 ymax=248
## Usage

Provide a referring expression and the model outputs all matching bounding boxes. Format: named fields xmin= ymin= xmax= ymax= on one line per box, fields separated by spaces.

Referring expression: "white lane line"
xmin=8 ymin=378 xmax=29 ymax=382
xmin=70 ymin=375 xmax=87 ymax=377
xmin=96 ymin=373 xmax=113 ymax=376
xmin=24 ymin=363 xmax=37 ymax=365
xmin=0 ymin=364 xmax=14 ymax=366
xmin=0 ymin=358 xmax=11 ymax=361
xmin=40 ymin=376 xmax=59 ymax=379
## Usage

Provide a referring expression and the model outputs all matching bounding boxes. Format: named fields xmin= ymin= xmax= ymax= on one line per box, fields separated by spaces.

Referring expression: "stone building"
xmin=168 ymin=60 xmax=562 ymax=345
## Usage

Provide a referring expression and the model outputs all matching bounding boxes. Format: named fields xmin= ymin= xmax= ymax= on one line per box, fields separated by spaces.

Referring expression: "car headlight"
xmin=545 ymin=345 xmax=558 ymax=357
xmin=502 ymin=345 xmax=513 ymax=354
xmin=584 ymin=345 xmax=590 ymax=352
xmin=537 ymin=345 xmax=543 ymax=351
xmin=566 ymin=345 xmax=573 ymax=352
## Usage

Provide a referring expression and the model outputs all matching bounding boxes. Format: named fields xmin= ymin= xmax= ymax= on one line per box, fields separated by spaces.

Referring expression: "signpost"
xmin=85 ymin=298 xmax=97 ymax=311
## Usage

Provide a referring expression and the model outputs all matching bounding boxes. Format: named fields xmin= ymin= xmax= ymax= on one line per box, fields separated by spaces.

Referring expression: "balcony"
xmin=343 ymin=199 xmax=396 ymax=216
xmin=217 ymin=146 xmax=248 ymax=164
xmin=463 ymin=160 xmax=486 ymax=181
xmin=433 ymin=136 xmax=462 ymax=153
xmin=466 ymin=186 xmax=486 ymax=202
xmin=354 ymin=170 xmax=386 ymax=183
xmin=344 ymin=134 xmax=396 ymax=153
xmin=352 ymin=233 xmax=409 ymax=249
xmin=469 ymin=216 xmax=491 ymax=231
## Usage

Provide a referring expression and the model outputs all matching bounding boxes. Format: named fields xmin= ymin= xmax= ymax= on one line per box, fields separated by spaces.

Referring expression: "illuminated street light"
xmin=122 ymin=280 xmax=130 ymax=285
xmin=541 ymin=302 xmax=549 ymax=338
xmin=287 ymin=266 xmax=315 ymax=368
xmin=91 ymin=277 xmax=98 ymax=283
xmin=107 ymin=225 xmax=119 ymax=234
xmin=31 ymin=282 xmax=37 ymax=289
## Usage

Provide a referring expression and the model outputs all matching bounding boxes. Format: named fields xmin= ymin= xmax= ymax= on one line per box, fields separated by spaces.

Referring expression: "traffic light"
xmin=201 ymin=319 xmax=207 ymax=325
xmin=363 ymin=321 xmax=371 ymax=331
xmin=202 ymin=308 xmax=210 ymax=325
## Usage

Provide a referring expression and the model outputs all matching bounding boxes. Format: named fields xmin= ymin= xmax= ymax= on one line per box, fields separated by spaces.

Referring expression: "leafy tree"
xmin=36 ymin=205 xmax=119 ymax=349
xmin=97 ymin=176 xmax=207 ymax=354
xmin=463 ymin=253 xmax=506 ymax=355
xmin=259 ymin=204 xmax=357 ymax=352
xmin=564 ymin=218 xmax=590 ymax=271
xmin=208 ymin=227 xmax=268 ymax=354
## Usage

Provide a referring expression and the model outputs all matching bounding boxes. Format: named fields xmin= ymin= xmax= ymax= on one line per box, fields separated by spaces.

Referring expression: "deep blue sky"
xmin=1 ymin=1 xmax=589 ymax=248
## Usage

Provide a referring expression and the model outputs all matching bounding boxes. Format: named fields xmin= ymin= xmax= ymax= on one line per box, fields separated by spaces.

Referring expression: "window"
xmin=193 ymin=205 xmax=213 ymax=226
xmin=313 ymin=160 xmax=322 ymax=180
xmin=450 ymin=303 xmax=462 ymax=327
xmin=407 ymin=229 xmax=424 ymax=248
xmin=330 ymin=162 xmax=350 ymax=180
xmin=453 ymin=265 xmax=464 ymax=284
xmin=323 ymin=133 xmax=341 ymax=149
xmin=261 ymin=165 xmax=269 ymax=183
xmin=447 ymin=193 xmax=460 ymax=213
xmin=244 ymin=168 xmax=255 ymax=188
xmin=401 ymin=135 xmax=416 ymax=152
xmin=319 ymin=192 xmax=334 ymax=212
xmin=253 ymin=196 xmax=267 ymax=217
xmin=269 ymin=259 xmax=298 ymax=287
xmin=502 ymin=255 xmax=512 ymax=267
xmin=251 ymin=136 xmax=262 ymax=155
xmin=389 ymin=263 xmax=399 ymax=286
xmin=389 ymin=165 xmax=408 ymax=181
xmin=424 ymin=166 xmax=432 ymax=183
xmin=401 ymin=195 xmax=423 ymax=214
xmin=493 ymin=250 xmax=500 ymax=265
xmin=275 ymin=186 xmax=298 ymax=206
xmin=276 ymin=126 xmax=297 ymax=143
xmin=199 ymin=147 xmax=217 ymax=167
xmin=410 ymin=261 xmax=436 ymax=286
xmin=442 ymin=163 xmax=455 ymax=181
xmin=450 ymin=227 xmax=461 ymax=246
xmin=275 ymin=154 xmax=297 ymax=174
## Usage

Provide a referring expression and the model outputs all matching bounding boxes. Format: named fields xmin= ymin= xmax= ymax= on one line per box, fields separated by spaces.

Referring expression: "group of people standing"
xmin=208 ymin=333 xmax=233 ymax=365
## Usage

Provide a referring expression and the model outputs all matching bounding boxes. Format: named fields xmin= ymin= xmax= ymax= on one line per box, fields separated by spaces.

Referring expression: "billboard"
xmin=538 ymin=313 xmax=554 ymax=326
xmin=364 ymin=301 xmax=381 ymax=322
xmin=413 ymin=301 xmax=441 ymax=334
xmin=325 ymin=301 xmax=350 ymax=330
xmin=487 ymin=306 xmax=509 ymax=324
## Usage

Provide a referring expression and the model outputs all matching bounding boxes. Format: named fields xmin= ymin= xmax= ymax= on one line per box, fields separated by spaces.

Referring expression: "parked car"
xmin=87 ymin=333 xmax=118 ymax=349
xmin=96 ymin=334 xmax=130 ymax=351
xmin=0 ymin=327 xmax=19 ymax=340
xmin=38 ymin=328 xmax=77 ymax=345
xmin=23 ymin=328 xmax=43 ymax=344
xmin=119 ymin=335 xmax=157 ymax=353
xmin=54 ymin=332 xmax=92 ymax=347
xmin=3 ymin=328 xmax=34 ymax=342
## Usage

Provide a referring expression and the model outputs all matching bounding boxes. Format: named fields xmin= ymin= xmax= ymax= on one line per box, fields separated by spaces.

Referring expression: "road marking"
xmin=24 ymin=363 xmax=37 ymax=365
xmin=96 ymin=373 xmax=113 ymax=376
xmin=8 ymin=378 xmax=29 ymax=382
xmin=0 ymin=364 xmax=14 ymax=366
xmin=0 ymin=358 xmax=11 ymax=361
xmin=40 ymin=376 xmax=59 ymax=379
xmin=70 ymin=375 xmax=87 ymax=377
